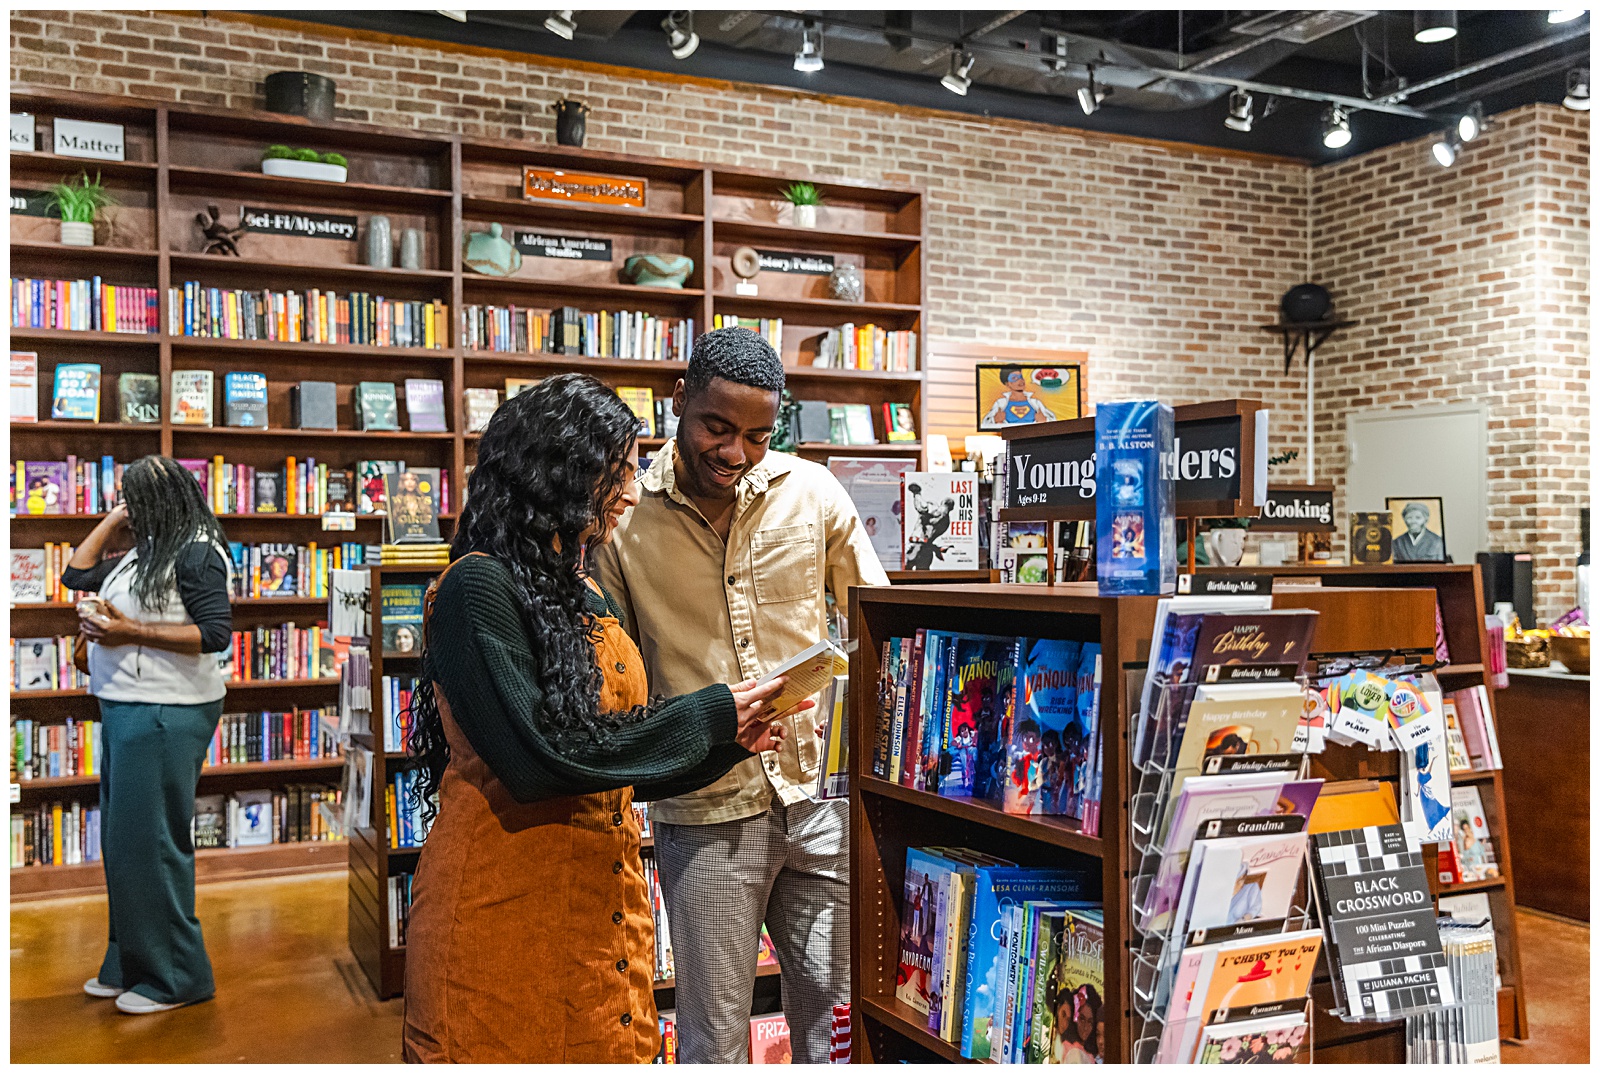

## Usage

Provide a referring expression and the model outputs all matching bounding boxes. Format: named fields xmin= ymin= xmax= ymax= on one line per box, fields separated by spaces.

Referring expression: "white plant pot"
xmin=792 ymin=203 xmax=818 ymax=228
xmin=262 ymin=158 xmax=348 ymax=183
xmin=59 ymin=221 xmax=95 ymax=247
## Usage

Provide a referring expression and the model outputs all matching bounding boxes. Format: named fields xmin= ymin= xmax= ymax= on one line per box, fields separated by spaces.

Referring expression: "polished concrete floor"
xmin=9 ymin=871 xmax=1592 ymax=1063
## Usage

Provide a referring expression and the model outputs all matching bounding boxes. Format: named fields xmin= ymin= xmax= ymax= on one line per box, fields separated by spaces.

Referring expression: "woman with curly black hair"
xmin=401 ymin=374 xmax=800 ymax=1064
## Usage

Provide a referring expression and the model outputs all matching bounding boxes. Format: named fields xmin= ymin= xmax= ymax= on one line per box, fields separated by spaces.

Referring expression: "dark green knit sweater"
xmin=428 ymin=554 xmax=748 ymax=803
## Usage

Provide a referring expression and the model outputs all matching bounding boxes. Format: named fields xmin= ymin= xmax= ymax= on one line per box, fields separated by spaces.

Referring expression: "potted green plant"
xmin=780 ymin=181 xmax=824 ymax=228
xmin=261 ymin=144 xmax=348 ymax=183
xmin=47 ymin=171 xmax=117 ymax=247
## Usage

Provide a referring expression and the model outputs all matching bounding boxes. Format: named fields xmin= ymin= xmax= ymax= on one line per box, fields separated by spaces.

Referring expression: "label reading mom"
xmin=240 ymin=207 xmax=359 ymax=241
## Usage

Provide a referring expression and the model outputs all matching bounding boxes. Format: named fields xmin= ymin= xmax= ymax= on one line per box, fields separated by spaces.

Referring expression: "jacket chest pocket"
xmin=749 ymin=524 xmax=819 ymax=605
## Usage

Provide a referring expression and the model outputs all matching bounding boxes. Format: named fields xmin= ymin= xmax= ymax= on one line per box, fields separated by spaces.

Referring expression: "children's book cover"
xmin=1043 ymin=909 xmax=1106 ymax=1064
xmin=913 ymin=631 xmax=953 ymax=792
xmin=1449 ymin=786 xmax=1500 ymax=881
xmin=1005 ymin=639 xmax=1081 ymax=814
xmin=896 ymin=848 xmax=958 ymax=1015
xmin=21 ymin=462 xmax=68 ymax=515
xmin=1185 ymin=930 xmax=1323 ymax=1063
xmin=939 ymin=634 xmax=1015 ymax=797
xmin=1067 ymin=643 xmax=1103 ymax=820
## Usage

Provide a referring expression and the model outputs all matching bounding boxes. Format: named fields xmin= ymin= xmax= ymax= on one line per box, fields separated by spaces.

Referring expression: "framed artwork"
xmin=1386 ymin=497 xmax=1448 ymax=563
xmin=975 ymin=362 xmax=1083 ymax=429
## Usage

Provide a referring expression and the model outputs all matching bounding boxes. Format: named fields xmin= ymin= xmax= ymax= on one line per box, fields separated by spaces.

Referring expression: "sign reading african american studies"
xmin=512 ymin=230 xmax=613 ymax=261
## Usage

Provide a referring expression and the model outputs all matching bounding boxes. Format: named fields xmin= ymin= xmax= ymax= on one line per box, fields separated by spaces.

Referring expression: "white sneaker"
xmin=114 ymin=991 xmax=186 ymax=1015
xmin=83 ymin=977 xmax=125 ymax=998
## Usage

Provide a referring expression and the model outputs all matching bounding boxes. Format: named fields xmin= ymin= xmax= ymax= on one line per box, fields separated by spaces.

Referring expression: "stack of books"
xmin=380 ymin=543 xmax=449 ymax=566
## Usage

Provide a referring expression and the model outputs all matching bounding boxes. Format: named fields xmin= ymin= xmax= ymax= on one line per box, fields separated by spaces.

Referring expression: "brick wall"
xmin=11 ymin=11 xmax=1590 ymax=611
xmin=1310 ymin=105 xmax=1590 ymax=620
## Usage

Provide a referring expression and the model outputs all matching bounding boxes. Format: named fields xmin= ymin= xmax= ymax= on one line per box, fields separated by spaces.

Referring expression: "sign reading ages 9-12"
xmin=513 ymin=230 xmax=613 ymax=261
xmin=240 ymin=206 xmax=358 ymax=241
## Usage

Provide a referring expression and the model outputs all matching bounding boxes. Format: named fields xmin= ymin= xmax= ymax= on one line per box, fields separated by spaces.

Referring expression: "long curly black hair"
xmin=407 ymin=374 xmax=646 ymax=814
xmin=120 ymin=455 xmax=228 ymax=613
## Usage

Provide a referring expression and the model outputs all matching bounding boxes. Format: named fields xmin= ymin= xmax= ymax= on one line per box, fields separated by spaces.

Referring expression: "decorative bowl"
xmin=1549 ymin=634 xmax=1591 ymax=675
xmin=463 ymin=223 xmax=522 ymax=277
xmin=623 ymin=253 xmax=693 ymax=288
xmin=262 ymin=158 xmax=347 ymax=183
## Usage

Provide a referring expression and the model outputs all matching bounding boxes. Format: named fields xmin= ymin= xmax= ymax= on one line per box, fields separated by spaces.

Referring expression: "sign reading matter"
xmin=240 ymin=206 xmax=358 ymax=241
xmin=757 ymin=249 xmax=835 ymax=275
xmin=513 ymin=230 xmax=613 ymax=261
xmin=53 ymin=117 xmax=124 ymax=161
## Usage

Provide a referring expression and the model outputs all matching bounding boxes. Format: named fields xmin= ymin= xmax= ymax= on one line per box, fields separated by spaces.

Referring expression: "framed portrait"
xmin=975 ymin=362 xmax=1083 ymax=430
xmin=1385 ymin=496 xmax=1448 ymax=563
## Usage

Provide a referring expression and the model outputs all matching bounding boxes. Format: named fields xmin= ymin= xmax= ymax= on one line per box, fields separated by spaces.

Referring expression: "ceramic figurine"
xmin=463 ymin=223 xmax=522 ymax=277
xmin=195 ymin=203 xmax=244 ymax=257
xmin=622 ymin=253 xmax=694 ymax=288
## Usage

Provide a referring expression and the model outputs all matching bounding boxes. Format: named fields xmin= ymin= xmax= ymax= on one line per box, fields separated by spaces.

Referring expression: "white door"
xmin=1345 ymin=404 xmax=1488 ymax=561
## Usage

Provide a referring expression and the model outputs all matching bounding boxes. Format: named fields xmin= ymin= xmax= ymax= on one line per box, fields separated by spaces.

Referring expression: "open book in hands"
xmin=755 ymin=638 xmax=850 ymax=720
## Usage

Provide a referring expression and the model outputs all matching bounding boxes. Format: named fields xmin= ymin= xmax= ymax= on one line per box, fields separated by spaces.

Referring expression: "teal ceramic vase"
xmin=463 ymin=223 xmax=521 ymax=277
xmin=623 ymin=253 xmax=694 ymax=288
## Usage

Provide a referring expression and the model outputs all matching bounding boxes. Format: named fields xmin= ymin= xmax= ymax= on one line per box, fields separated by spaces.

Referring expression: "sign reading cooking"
xmin=523 ymin=167 xmax=647 ymax=208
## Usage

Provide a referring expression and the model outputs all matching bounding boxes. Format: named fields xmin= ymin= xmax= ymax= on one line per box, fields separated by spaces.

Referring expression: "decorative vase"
xmin=793 ymin=203 xmax=818 ymax=228
xmin=622 ymin=253 xmax=694 ymax=288
xmin=399 ymin=228 xmax=424 ymax=271
xmin=463 ymin=223 xmax=522 ymax=277
xmin=263 ymin=71 xmax=337 ymax=122
xmin=553 ymin=99 xmax=590 ymax=147
xmin=364 ymin=215 xmax=393 ymax=269
xmin=262 ymin=158 xmax=347 ymax=183
xmin=1205 ymin=528 xmax=1248 ymax=567
xmin=59 ymin=221 xmax=94 ymax=247
xmin=827 ymin=263 xmax=863 ymax=302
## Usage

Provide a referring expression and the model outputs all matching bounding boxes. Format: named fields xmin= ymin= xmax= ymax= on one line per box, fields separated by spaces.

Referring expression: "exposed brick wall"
xmin=9 ymin=8 xmax=1312 ymax=480
xmin=1309 ymin=105 xmax=1590 ymax=621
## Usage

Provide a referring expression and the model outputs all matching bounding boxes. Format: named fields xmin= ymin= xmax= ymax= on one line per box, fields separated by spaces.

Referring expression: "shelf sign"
xmin=513 ymin=229 xmax=613 ymax=261
xmin=322 ymin=511 xmax=356 ymax=532
xmin=1178 ymin=571 xmax=1275 ymax=596
xmin=1255 ymin=485 xmax=1335 ymax=532
xmin=11 ymin=113 xmax=35 ymax=152
xmin=757 ymin=250 xmax=835 ymax=275
xmin=523 ymin=167 xmax=646 ymax=208
xmin=53 ymin=117 xmax=124 ymax=161
xmin=10 ymin=188 xmax=54 ymax=217
xmin=240 ymin=206 xmax=358 ymax=240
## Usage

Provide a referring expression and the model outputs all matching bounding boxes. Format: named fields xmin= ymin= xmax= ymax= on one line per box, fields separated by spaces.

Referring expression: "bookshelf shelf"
xmin=9 ymin=678 xmax=340 ymax=703
xmin=11 ymin=838 xmax=347 ymax=902
xmin=167 ymin=337 xmax=450 ymax=360
xmin=794 ymin=441 xmax=920 ymax=455
xmin=782 ymin=366 xmax=923 ymax=384
xmin=858 ymin=775 xmax=1102 ymax=856
xmin=11 ymin=241 xmax=159 ymax=265
xmin=858 ymin=996 xmax=971 ymax=1063
xmin=712 ymin=219 xmax=922 ymax=251
xmin=10 ymin=152 xmax=159 ymax=180
xmin=1440 ymin=876 xmax=1508 ymax=895
xmin=460 ymin=193 xmax=703 ymax=232
xmin=713 ymin=293 xmax=921 ymax=318
xmin=166 ymin=165 xmax=453 ymax=210
xmin=169 ymin=426 xmax=456 ymax=441
xmin=11 ymin=420 xmax=160 ymax=434
xmin=460 ymin=274 xmax=706 ymax=304
xmin=168 ymin=252 xmax=456 ymax=284
xmin=462 ymin=352 xmax=687 ymax=374
xmin=9 ymin=328 xmax=157 ymax=345
xmin=15 ymin=757 xmax=345 ymax=792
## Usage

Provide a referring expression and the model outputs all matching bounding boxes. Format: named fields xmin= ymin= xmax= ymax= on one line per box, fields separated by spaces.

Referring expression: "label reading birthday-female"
xmin=513 ymin=230 xmax=613 ymax=261
xmin=240 ymin=206 xmax=358 ymax=240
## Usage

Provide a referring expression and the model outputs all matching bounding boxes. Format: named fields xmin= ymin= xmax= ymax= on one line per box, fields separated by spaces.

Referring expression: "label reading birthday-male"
xmin=10 ymin=188 xmax=54 ymax=217
xmin=512 ymin=230 xmax=613 ymax=261
xmin=757 ymin=249 xmax=835 ymax=275
xmin=240 ymin=206 xmax=358 ymax=241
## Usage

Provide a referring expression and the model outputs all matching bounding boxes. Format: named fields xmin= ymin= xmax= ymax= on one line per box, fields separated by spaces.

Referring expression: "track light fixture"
xmin=1456 ymin=102 xmax=1484 ymax=142
xmin=941 ymin=51 xmax=976 ymax=96
xmin=662 ymin=11 xmax=699 ymax=60
xmin=1224 ymin=88 xmax=1254 ymax=132
xmin=1564 ymin=68 xmax=1590 ymax=110
xmin=1413 ymin=10 xmax=1458 ymax=43
xmin=435 ymin=10 xmax=467 ymax=22
xmin=1077 ymin=66 xmax=1110 ymax=116
xmin=1322 ymin=105 xmax=1352 ymax=149
xmin=1548 ymin=8 xmax=1586 ymax=23
xmin=543 ymin=9 xmax=576 ymax=40
xmin=1431 ymin=135 xmax=1460 ymax=167
xmin=793 ymin=20 xmax=823 ymax=73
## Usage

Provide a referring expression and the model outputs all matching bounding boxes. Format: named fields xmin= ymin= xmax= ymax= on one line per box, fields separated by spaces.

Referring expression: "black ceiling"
xmin=270 ymin=9 xmax=1590 ymax=161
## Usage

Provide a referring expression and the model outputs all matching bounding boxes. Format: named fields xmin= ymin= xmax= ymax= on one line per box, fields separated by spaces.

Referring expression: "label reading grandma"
xmin=756 ymin=249 xmax=835 ymax=275
xmin=512 ymin=230 xmax=612 ymax=261
xmin=240 ymin=206 xmax=358 ymax=240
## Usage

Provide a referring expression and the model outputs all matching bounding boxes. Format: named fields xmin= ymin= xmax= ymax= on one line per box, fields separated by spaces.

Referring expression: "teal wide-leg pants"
xmin=95 ymin=698 xmax=224 ymax=1005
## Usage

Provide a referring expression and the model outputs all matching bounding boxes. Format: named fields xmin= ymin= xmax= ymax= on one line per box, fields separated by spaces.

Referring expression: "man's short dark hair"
xmin=685 ymin=326 xmax=786 ymax=396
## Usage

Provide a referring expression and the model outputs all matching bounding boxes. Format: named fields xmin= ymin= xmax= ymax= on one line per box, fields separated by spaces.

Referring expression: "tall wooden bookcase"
xmin=846 ymin=581 xmax=1451 ymax=1064
xmin=8 ymin=84 xmax=924 ymax=909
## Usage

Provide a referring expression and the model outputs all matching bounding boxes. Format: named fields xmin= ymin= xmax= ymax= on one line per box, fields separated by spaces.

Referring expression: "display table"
xmin=1495 ymin=666 xmax=1591 ymax=921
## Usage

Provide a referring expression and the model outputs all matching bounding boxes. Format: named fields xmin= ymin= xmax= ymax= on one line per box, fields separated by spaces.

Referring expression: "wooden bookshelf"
xmin=11 ymin=839 xmax=347 ymax=902
xmin=847 ymin=581 xmax=1456 ymax=1063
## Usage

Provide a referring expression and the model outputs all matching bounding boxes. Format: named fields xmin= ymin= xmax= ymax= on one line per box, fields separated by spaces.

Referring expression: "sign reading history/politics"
xmin=240 ymin=206 xmax=358 ymax=241
xmin=512 ymin=230 xmax=613 ymax=261
xmin=756 ymin=249 xmax=835 ymax=275
xmin=523 ymin=167 xmax=647 ymax=208
xmin=1255 ymin=485 xmax=1336 ymax=532
xmin=53 ymin=117 xmax=125 ymax=161
xmin=10 ymin=188 xmax=54 ymax=217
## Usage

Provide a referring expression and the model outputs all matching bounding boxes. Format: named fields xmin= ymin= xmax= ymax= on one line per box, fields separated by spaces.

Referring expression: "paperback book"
xmin=223 ymin=371 xmax=269 ymax=428
xmin=170 ymin=369 xmax=215 ymax=426
xmin=51 ymin=362 xmax=101 ymax=421
xmin=118 ymin=372 xmax=160 ymax=424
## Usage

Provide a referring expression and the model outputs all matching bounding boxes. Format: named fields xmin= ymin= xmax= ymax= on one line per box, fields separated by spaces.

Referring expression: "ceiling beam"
xmin=1373 ymin=22 xmax=1590 ymax=103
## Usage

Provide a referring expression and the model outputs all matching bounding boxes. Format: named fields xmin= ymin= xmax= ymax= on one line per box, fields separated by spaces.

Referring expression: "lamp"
xmin=1224 ymin=88 xmax=1254 ymax=132
xmin=544 ymin=9 xmax=576 ymax=39
xmin=1413 ymin=10 xmax=1458 ymax=42
xmin=941 ymin=51 xmax=976 ymax=96
xmin=1431 ymin=135 xmax=1459 ymax=167
xmin=1321 ymin=105 xmax=1352 ymax=149
xmin=1077 ymin=66 xmax=1110 ymax=115
xmin=1548 ymin=8 xmax=1586 ymax=23
xmin=662 ymin=11 xmax=699 ymax=60
xmin=1457 ymin=102 xmax=1484 ymax=142
xmin=794 ymin=21 xmax=823 ymax=73
xmin=1564 ymin=69 xmax=1590 ymax=110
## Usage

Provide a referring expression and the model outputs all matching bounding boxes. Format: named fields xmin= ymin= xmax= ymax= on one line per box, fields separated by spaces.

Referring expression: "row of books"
xmin=894 ymin=847 xmax=1103 ymax=1059
xmin=169 ymin=371 xmax=446 ymax=431
xmin=710 ymin=314 xmax=782 ymax=353
xmin=12 ymin=800 xmax=101 ymax=867
xmin=12 ymin=717 xmax=100 ymax=779
xmin=868 ymin=633 xmax=1104 ymax=828
xmin=182 ymin=458 xmax=449 ymax=521
xmin=460 ymin=303 xmax=695 ymax=361
xmin=388 ymin=871 xmax=415 ymax=948
xmin=1443 ymin=684 xmax=1502 ymax=772
xmin=382 ymin=674 xmax=421 ymax=752
xmin=204 ymin=706 xmax=341 ymax=766
xmin=788 ymin=400 xmax=916 ymax=446
xmin=222 ymin=623 xmax=343 ymax=684
xmin=385 ymin=768 xmax=436 ymax=848
xmin=10 ymin=277 xmax=159 ymax=334
xmin=993 ymin=520 xmax=1096 ymax=585
xmin=226 ymin=541 xmax=367 ymax=600
xmin=10 ymin=544 xmax=86 ymax=604
xmin=11 ymin=637 xmax=87 ymax=693
xmin=194 ymin=785 xmax=345 ymax=848
xmin=652 ymin=1011 xmax=792 ymax=1065
xmin=10 ymin=453 xmax=120 ymax=515
xmin=171 ymin=284 xmax=447 ymax=349
xmin=812 ymin=323 xmax=918 ymax=372
xmin=645 ymin=854 xmax=674 ymax=982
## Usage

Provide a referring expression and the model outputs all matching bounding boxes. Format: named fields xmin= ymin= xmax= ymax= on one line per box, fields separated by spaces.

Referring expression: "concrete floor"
xmin=9 ymin=871 xmax=1591 ymax=1063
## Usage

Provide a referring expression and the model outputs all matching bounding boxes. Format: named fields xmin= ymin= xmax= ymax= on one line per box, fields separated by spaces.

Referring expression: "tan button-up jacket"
xmin=593 ymin=439 xmax=889 ymax=825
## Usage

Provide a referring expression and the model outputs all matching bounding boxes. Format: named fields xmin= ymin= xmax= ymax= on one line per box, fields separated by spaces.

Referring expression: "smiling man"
xmin=594 ymin=326 xmax=888 ymax=1063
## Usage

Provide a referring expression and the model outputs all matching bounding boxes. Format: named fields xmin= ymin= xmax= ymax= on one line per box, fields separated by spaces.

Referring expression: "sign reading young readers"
xmin=240 ymin=206 xmax=358 ymax=240
xmin=1000 ymin=400 xmax=1269 ymax=520
xmin=1256 ymin=485 xmax=1336 ymax=531
xmin=512 ymin=230 xmax=613 ymax=260
xmin=53 ymin=117 xmax=125 ymax=161
xmin=756 ymin=250 xmax=835 ymax=275
xmin=10 ymin=189 xmax=53 ymax=217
